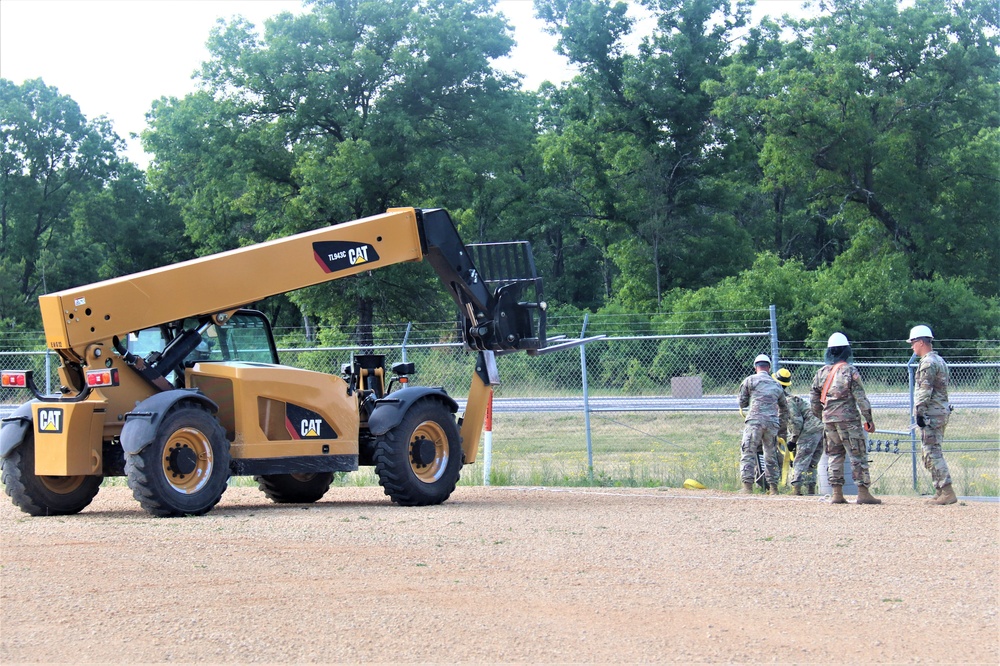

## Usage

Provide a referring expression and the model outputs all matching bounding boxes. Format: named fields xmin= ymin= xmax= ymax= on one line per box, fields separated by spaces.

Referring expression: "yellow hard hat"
xmin=683 ymin=478 xmax=707 ymax=490
xmin=772 ymin=368 xmax=792 ymax=386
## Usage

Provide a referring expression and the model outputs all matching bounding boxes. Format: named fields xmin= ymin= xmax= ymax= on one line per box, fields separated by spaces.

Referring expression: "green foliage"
xmin=534 ymin=0 xmax=758 ymax=308
xmin=3 ymin=0 xmax=996 ymax=345
xmin=744 ymin=0 xmax=999 ymax=294
xmin=142 ymin=0 xmax=529 ymax=338
xmin=811 ymin=233 xmax=1000 ymax=343
xmin=1 ymin=78 xmax=187 ymax=330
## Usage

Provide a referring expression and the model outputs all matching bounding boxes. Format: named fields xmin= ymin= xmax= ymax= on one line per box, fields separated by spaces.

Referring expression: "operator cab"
xmin=124 ymin=309 xmax=279 ymax=389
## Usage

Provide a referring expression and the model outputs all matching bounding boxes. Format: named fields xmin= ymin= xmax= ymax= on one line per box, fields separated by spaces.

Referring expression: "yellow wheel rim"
xmin=161 ymin=426 xmax=214 ymax=494
xmin=39 ymin=475 xmax=86 ymax=494
xmin=409 ymin=420 xmax=449 ymax=483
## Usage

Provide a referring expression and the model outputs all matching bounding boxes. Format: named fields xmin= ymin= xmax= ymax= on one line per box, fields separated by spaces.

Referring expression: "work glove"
xmin=863 ymin=421 xmax=875 ymax=433
xmin=788 ymin=437 xmax=798 ymax=453
xmin=916 ymin=414 xmax=926 ymax=428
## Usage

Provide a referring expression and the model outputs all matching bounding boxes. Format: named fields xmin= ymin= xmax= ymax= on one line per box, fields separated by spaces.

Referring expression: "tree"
xmin=708 ymin=17 xmax=842 ymax=267
xmin=144 ymin=0 xmax=529 ymax=343
xmin=535 ymin=0 xmax=756 ymax=310
xmin=0 ymin=79 xmax=183 ymax=331
xmin=747 ymin=0 xmax=1000 ymax=296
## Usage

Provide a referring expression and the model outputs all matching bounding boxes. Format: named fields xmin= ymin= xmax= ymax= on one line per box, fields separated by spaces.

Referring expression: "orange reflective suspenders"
xmin=820 ymin=362 xmax=846 ymax=405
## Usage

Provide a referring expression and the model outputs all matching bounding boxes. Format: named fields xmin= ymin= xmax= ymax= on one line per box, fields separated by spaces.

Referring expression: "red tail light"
xmin=1 ymin=371 xmax=28 ymax=388
xmin=85 ymin=368 xmax=120 ymax=388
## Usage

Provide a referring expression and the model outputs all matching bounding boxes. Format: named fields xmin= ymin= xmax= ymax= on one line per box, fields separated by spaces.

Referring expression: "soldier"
xmin=809 ymin=333 xmax=881 ymax=505
xmin=908 ymin=325 xmax=956 ymax=505
xmin=738 ymin=354 xmax=789 ymax=495
xmin=773 ymin=368 xmax=824 ymax=496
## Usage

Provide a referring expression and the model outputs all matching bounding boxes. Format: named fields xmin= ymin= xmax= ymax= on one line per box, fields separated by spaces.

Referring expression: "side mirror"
xmin=391 ymin=362 xmax=415 ymax=376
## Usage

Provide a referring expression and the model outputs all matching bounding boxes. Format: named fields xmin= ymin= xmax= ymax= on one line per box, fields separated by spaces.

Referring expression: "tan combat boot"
xmin=741 ymin=482 xmax=754 ymax=494
xmin=926 ymin=487 xmax=942 ymax=504
xmin=767 ymin=484 xmax=779 ymax=496
xmin=831 ymin=485 xmax=847 ymax=504
xmin=856 ymin=485 xmax=882 ymax=505
xmin=932 ymin=484 xmax=957 ymax=505
xmin=792 ymin=485 xmax=803 ymax=496
xmin=807 ymin=484 xmax=816 ymax=495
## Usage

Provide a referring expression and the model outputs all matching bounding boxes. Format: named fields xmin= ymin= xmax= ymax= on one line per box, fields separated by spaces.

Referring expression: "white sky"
xmin=0 ymin=0 xmax=810 ymax=167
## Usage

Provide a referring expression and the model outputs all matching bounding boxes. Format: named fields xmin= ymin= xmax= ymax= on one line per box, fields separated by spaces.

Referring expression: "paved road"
xmin=2 ymin=392 xmax=997 ymax=420
xmin=468 ymin=392 xmax=999 ymax=413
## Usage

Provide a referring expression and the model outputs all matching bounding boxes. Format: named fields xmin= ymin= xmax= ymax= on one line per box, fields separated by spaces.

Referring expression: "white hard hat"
xmin=827 ymin=332 xmax=849 ymax=348
xmin=907 ymin=325 xmax=934 ymax=342
xmin=754 ymin=353 xmax=771 ymax=366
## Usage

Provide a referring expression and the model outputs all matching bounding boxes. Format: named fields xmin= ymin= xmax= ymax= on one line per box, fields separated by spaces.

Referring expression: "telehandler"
xmin=1 ymin=207 xmax=549 ymax=516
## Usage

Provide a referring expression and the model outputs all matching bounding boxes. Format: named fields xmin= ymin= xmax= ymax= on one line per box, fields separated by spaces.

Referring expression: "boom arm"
xmin=414 ymin=208 xmax=545 ymax=353
xmin=38 ymin=207 xmax=544 ymax=361
xmin=40 ymin=209 xmax=422 ymax=356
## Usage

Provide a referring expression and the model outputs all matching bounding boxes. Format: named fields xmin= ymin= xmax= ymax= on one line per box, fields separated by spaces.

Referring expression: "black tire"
xmin=0 ymin=431 xmax=102 ymax=516
xmin=374 ymin=399 xmax=461 ymax=506
xmin=254 ymin=473 xmax=334 ymax=503
xmin=124 ymin=404 xmax=230 ymax=517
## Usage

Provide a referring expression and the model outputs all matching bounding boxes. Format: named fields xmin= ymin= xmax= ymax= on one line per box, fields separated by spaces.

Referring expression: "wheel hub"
xmin=410 ymin=437 xmax=437 ymax=467
xmin=167 ymin=444 xmax=199 ymax=477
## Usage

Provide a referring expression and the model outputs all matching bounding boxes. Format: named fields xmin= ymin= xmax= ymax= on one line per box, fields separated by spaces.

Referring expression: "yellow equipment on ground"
xmin=0 ymin=208 xmax=567 ymax=517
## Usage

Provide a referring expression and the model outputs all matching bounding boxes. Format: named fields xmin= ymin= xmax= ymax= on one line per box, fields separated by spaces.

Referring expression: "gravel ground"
xmin=1 ymin=485 xmax=997 ymax=664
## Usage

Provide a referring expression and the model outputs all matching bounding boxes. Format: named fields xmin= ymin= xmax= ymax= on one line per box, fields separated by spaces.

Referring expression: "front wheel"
xmin=0 ymin=432 xmax=102 ymax=516
xmin=374 ymin=399 xmax=461 ymax=506
xmin=124 ymin=404 xmax=230 ymax=517
xmin=255 ymin=473 xmax=334 ymax=503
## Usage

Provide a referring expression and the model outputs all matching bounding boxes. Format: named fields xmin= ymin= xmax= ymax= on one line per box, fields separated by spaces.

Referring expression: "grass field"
xmin=78 ymin=406 xmax=1000 ymax=498
xmin=474 ymin=408 xmax=1000 ymax=496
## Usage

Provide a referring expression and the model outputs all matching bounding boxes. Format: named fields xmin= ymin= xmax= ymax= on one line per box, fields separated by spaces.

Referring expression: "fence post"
xmin=580 ymin=314 xmax=593 ymax=481
xmin=401 ymin=322 xmax=412 ymax=362
xmin=769 ymin=304 xmax=780 ymax=367
xmin=907 ymin=353 xmax=919 ymax=492
xmin=45 ymin=350 xmax=52 ymax=395
xmin=482 ymin=388 xmax=493 ymax=486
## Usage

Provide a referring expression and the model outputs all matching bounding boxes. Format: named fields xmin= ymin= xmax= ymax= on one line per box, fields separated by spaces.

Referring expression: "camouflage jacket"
xmin=915 ymin=351 xmax=950 ymax=417
xmin=738 ymin=371 xmax=789 ymax=432
xmin=787 ymin=393 xmax=824 ymax=439
xmin=809 ymin=362 xmax=873 ymax=425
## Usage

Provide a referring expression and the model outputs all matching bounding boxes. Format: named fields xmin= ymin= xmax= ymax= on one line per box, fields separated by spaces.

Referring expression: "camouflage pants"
xmin=920 ymin=413 xmax=952 ymax=490
xmin=824 ymin=421 xmax=871 ymax=488
xmin=741 ymin=421 xmax=779 ymax=485
xmin=790 ymin=429 xmax=824 ymax=487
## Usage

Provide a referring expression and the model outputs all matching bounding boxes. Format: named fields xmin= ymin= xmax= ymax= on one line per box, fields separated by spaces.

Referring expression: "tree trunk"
xmin=773 ymin=188 xmax=785 ymax=253
xmin=355 ymin=296 xmax=375 ymax=351
xmin=653 ymin=231 xmax=662 ymax=308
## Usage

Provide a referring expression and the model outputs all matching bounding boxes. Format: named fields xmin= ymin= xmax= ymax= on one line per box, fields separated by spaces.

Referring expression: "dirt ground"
xmin=1 ymin=485 xmax=997 ymax=664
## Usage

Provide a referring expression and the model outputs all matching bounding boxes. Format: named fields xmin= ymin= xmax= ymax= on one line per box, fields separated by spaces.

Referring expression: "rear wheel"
xmin=125 ymin=404 xmax=230 ymax=517
xmin=255 ymin=473 xmax=334 ymax=503
xmin=0 ymin=432 xmax=102 ymax=516
xmin=374 ymin=400 xmax=461 ymax=506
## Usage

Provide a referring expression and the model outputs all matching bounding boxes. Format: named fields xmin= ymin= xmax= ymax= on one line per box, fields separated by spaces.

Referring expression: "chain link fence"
xmin=2 ymin=310 xmax=997 ymax=496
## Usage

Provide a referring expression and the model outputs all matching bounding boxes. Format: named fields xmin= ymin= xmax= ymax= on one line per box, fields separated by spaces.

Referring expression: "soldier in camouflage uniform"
xmin=773 ymin=368 xmax=824 ymax=495
xmin=908 ymin=325 xmax=956 ymax=505
xmin=809 ymin=332 xmax=881 ymax=505
xmin=738 ymin=354 xmax=789 ymax=495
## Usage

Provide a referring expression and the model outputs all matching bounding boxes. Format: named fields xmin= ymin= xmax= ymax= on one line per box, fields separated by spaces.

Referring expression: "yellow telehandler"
xmin=0 ymin=207 xmax=550 ymax=516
